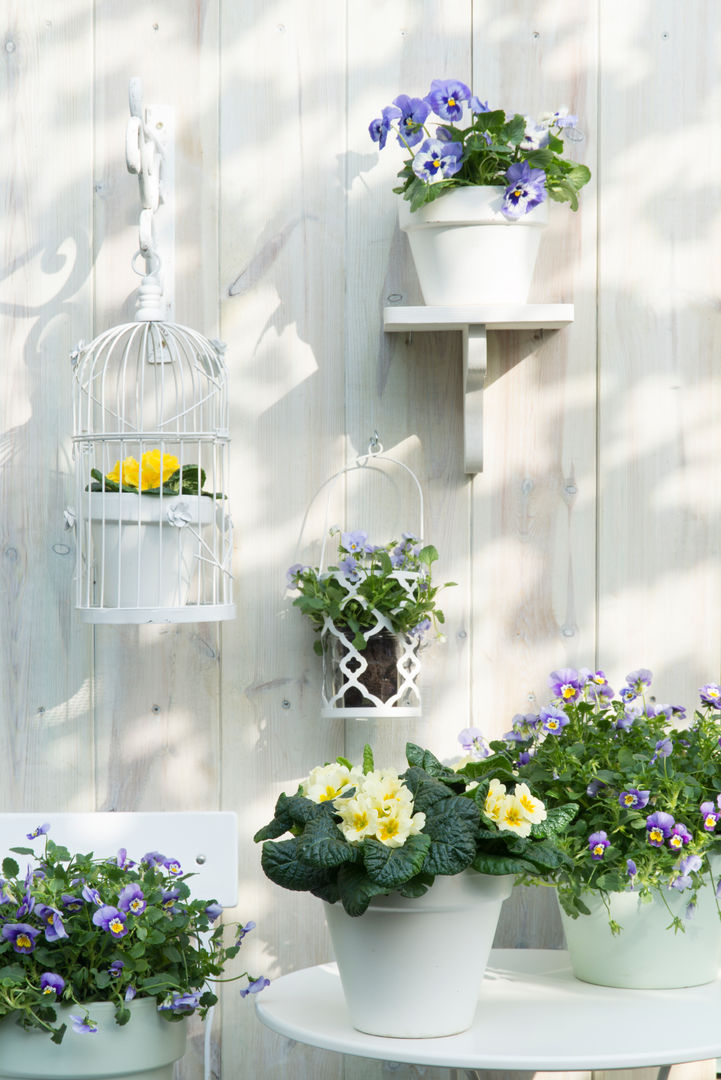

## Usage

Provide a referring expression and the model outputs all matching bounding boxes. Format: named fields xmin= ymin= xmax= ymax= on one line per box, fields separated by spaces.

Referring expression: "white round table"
xmin=256 ymin=948 xmax=721 ymax=1072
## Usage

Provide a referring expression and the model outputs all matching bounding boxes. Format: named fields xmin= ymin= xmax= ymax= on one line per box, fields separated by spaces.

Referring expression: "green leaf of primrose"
xmin=421 ymin=795 xmax=480 ymax=876
xmin=362 ymin=833 xmax=432 ymax=889
xmin=531 ymin=802 xmax=579 ymax=839
xmin=362 ymin=744 xmax=374 ymax=775
xmin=296 ymin=814 xmax=358 ymax=870
xmin=472 ymin=852 xmax=535 ymax=875
xmin=336 ymin=756 xmax=353 ymax=770
xmin=335 ymin=863 xmax=389 ymax=917
xmin=261 ymin=838 xmax=334 ymax=892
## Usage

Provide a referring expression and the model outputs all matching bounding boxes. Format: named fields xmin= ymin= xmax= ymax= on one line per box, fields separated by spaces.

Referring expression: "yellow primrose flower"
xmin=484 ymin=778 xmax=507 ymax=822
xmin=497 ymin=795 xmax=533 ymax=837
xmin=301 ymin=762 xmax=359 ymax=803
xmin=513 ymin=782 xmax=547 ymax=824
xmin=106 ymin=455 xmax=141 ymax=490
xmin=374 ymin=806 xmax=426 ymax=848
xmin=334 ymin=793 xmax=380 ymax=843
xmin=138 ymin=449 xmax=179 ymax=490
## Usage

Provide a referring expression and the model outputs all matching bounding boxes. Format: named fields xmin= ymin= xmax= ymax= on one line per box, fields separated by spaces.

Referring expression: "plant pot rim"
xmin=398 ymin=185 xmax=549 ymax=228
xmin=87 ymin=491 xmax=217 ymax=524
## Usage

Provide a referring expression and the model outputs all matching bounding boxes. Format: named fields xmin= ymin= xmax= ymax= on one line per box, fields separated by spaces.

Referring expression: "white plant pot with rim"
xmin=398 ymin=184 xmax=548 ymax=305
xmin=324 ymin=869 xmax=513 ymax=1038
xmin=558 ymin=871 xmax=721 ymax=989
xmin=0 ymin=998 xmax=187 ymax=1080
xmin=89 ymin=492 xmax=216 ymax=609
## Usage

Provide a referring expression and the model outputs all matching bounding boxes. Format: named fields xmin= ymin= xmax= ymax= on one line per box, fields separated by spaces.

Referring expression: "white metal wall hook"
xmin=126 ymin=77 xmax=175 ymax=322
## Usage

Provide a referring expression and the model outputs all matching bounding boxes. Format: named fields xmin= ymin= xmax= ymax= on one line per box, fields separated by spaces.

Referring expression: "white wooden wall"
xmin=2 ymin=1 xmax=720 ymax=1077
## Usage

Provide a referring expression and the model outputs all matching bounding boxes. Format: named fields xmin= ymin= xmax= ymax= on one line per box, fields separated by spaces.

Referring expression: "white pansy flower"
xmin=497 ymin=795 xmax=533 ymax=837
xmin=514 ymin=782 xmax=547 ymax=824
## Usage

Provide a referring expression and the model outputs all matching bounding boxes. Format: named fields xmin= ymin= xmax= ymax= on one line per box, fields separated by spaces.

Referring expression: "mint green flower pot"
xmin=559 ymin=878 xmax=721 ymax=988
xmin=0 ymin=999 xmax=187 ymax=1080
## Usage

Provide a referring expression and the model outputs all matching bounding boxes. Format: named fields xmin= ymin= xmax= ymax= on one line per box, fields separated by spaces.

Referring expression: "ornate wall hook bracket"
xmin=126 ymin=77 xmax=175 ymax=322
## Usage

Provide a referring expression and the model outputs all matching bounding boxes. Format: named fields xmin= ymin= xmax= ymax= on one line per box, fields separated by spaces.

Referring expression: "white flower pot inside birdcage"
xmin=87 ymin=492 xmax=219 ymax=615
xmin=320 ymin=613 xmax=421 ymax=719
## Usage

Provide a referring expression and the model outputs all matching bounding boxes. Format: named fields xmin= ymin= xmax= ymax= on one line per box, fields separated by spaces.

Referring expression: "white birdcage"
xmin=70 ymin=81 xmax=235 ymax=624
xmin=307 ymin=439 xmax=427 ymax=719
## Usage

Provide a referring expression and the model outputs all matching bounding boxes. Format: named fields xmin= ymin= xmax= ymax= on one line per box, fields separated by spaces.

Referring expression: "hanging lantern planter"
xmin=70 ymin=81 xmax=235 ymax=624
xmin=287 ymin=439 xmax=454 ymax=719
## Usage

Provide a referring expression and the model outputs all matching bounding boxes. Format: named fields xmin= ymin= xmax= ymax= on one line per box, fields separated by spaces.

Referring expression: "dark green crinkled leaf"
xmin=421 ymin=795 xmax=479 ymax=876
xmin=260 ymin=838 xmax=333 ymax=892
xmin=402 ymin=768 xmax=457 ymax=813
xmin=297 ymin=814 xmax=358 ymax=870
xmin=336 ymin=863 xmax=390 ymax=917
xmin=472 ymin=852 xmax=536 ymax=875
xmin=532 ymin=802 xmax=579 ymax=839
xmin=362 ymin=833 xmax=431 ymax=889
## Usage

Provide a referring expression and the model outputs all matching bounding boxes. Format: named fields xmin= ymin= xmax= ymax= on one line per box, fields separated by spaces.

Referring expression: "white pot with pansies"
xmin=463 ymin=667 xmax=721 ymax=989
xmin=0 ymin=825 xmax=265 ymax=1080
xmin=255 ymin=742 xmax=574 ymax=1038
xmin=369 ymin=77 xmax=591 ymax=305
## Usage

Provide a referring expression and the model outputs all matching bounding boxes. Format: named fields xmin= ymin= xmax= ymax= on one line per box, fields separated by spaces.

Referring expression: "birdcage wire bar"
xmin=72 ymin=320 xmax=235 ymax=624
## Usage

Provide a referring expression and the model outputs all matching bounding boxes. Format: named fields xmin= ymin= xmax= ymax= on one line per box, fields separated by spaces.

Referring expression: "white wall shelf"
xmin=383 ymin=304 xmax=574 ymax=474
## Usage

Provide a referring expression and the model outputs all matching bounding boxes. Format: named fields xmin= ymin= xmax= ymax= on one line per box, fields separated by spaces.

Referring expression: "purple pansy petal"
xmin=2 ymin=923 xmax=40 ymax=953
xmin=411 ymin=138 xmax=463 ymax=183
xmin=40 ymin=972 xmax=65 ymax=996
xmin=424 ymin=78 xmax=471 ymax=122
xmin=240 ymin=975 xmax=271 ymax=998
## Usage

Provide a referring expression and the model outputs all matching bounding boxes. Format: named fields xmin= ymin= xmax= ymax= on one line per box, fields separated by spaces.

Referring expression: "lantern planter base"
xmin=0 ymin=999 xmax=187 ymax=1080
xmin=324 ymin=871 xmax=513 ymax=1038
xmin=86 ymin=492 xmax=219 ymax=613
xmin=398 ymin=185 xmax=548 ymax=306
xmin=559 ymin=878 xmax=721 ymax=989
xmin=320 ymin=627 xmax=421 ymax=719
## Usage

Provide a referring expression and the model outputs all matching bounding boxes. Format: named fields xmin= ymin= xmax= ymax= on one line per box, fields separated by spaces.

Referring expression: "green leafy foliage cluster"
xmin=254 ymin=743 xmax=576 ymax=916
xmin=288 ymin=531 xmax=455 ymax=654
xmin=0 ymin=835 xmax=257 ymax=1042
xmin=88 ymin=466 xmax=223 ymax=499
xmin=396 ymin=107 xmax=591 ymax=213
xmin=486 ymin=678 xmax=721 ymax=927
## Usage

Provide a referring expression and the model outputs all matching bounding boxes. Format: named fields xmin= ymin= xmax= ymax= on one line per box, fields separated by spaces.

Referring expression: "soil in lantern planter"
xmin=328 ymin=629 xmax=413 ymax=708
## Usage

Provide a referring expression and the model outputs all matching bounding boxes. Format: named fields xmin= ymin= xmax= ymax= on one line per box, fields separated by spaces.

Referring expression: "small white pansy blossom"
xmin=514 ymin=782 xmax=547 ymax=825
xmin=301 ymin=763 xmax=361 ymax=804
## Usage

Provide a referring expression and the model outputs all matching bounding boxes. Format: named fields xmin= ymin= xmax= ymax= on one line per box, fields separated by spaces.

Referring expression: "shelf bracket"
xmin=463 ymin=324 xmax=487 ymax=473
xmin=383 ymin=304 xmax=574 ymax=475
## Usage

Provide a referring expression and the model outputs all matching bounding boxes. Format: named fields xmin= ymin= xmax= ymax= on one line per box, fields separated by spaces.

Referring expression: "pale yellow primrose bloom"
xmin=497 ymin=794 xmax=533 ymax=837
xmin=514 ymin=782 xmax=547 ymax=824
xmin=301 ymin=762 xmax=361 ymax=803
xmin=333 ymin=769 xmax=425 ymax=848
xmin=484 ymin=778 xmax=507 ymax=822
xmin=334 ymin=792 xmax=380 ymax=842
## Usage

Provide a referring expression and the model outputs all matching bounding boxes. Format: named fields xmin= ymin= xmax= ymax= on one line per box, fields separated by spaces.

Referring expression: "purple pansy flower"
xmin=124 ymin=984 xmax=137 ymax=1002
xmin=646 ymin=811 xmax=675 ymax=846
xmin=338 ymin=555 xmax=360 ymax=581
xmin=158 ymin=991 xmax=202 ymax=1014
xmin=40 ymin=972 xmax=65 ymax=997
xmin=341 ymin=530 xmax=369 ymax=554
xmin=668 ymin=823 xmax=692 ymax=849
xmin=627 ymin=859 xmax=637 ymax=877
xmin=586 ymin=778 xmax=607 ymax=797
xmin=108 ymin=960 xmax=124 ymax=978
xmin=539 ymin=705 xmax=569 ymax=735
xmin=411 ymin=138 xmax=464 ymax=183
xmin=118 ymin=884 xmax=146 ymax=916
xmin=700 ymin=801 xmax=719 ymax=831
xmin=588 ymin=832 xmax=610 ymax=860
xmin=71 ymin=1014 xmax=98 ymax=1034
xmin=548 ymin=668 xmax=582 ymax=703
xmin=700 ymin=683 xmax=721 ymax=708
xmin=618 ymin=789 xmax=650 ymax=810
xmin=626 ymin=668 xmax=653 ymax=691
xmin=205 ymin=902 xmax=223 ymax=922
xmin=672 ymin=853 xmax=704 ymax=891
xmin=369 ymin=105 xmax=401 ymax=150
xmin=458 ymin=726 xmax=490 ymax=760
xmin=392 ymin=95 xmax=430 ymax=148
xmin=469 ymin=96 xmax=489 ymax=113
xmin=285 ymin=563 xmax=306 ymax=587
xmin=2 ymin=923 xmax=40 ymax=953
xmin=35 ymin=903 xmax=68 ymax=942
xmin=161 ymin=888 xmax=180 ymax=912
xmin=92 ymin=906 xmax=128 ymax=939
xmin=163 ymin=858 xmax=182 ymax=877
xmin=424 ymin=78 xmax=471 ymax=122
xmin=650 ymin=737 xmax=673 ymax=764
xmin=619 ymin=686 xmax=637 ymax=703
xmin=408 ymin=617 xmax=432 ymax=639
xmin=61 ymin=893 xmax=84 ymax=911
xmin=237 ymin=920 xmax=256 ymax=944
xmin=26 ymin=823 xmax=50 ymax=840
xmin=141 ymin=851 xmax=166 ymax=867
xmin=240 ymin=975 xmax=271 ymax=998
xmin=82 ymin=884 xmax=102 ymax=906
xmin=501 ymin=161 xmax=547 ymax=220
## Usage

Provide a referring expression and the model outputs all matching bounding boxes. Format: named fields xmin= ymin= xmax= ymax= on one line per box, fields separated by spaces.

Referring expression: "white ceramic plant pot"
xmin=398 ymin=185 xmax=548 ymax=305
xmin=89 ymin=493 xmax=216 ymax=609
xmin=559 ymin=875 xmax=721 ymax=988
xmin=0 ymin=998 xmax=187 ymax=1080
xmin=324 ymin=870 xmax=513 ymax=1038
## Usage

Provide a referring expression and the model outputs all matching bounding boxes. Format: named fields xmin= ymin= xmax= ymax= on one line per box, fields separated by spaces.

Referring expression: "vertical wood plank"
xmin=219 ymin=1 xmax=347 ymax=1076
xmin=597 ymin=0 xmax=721 ymax=702
xmin=0 ymin=1 xmax=95 ymax=808
xmin=91 ymin=4 xmax=222 ymax=1078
